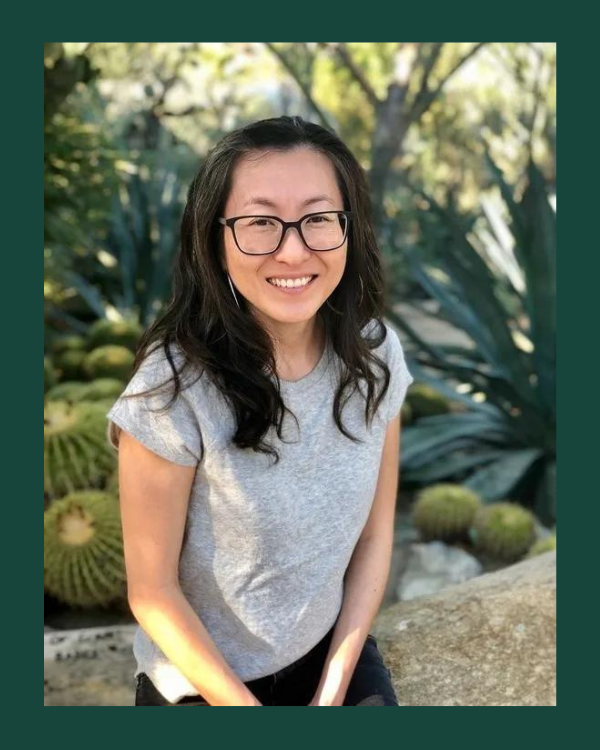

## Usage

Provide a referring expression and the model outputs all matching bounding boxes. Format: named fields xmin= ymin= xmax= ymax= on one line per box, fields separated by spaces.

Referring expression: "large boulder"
xmin=374 ymin=551 xmax=556 ymax=706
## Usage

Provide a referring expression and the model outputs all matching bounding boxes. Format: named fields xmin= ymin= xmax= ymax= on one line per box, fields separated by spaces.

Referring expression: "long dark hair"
xmin=122 ymin=115 xmax=393 ymax=465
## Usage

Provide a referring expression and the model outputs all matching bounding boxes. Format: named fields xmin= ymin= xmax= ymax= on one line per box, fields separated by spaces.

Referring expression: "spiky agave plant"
xmin=44 ymin=400 xmax=117 ymax=500
xmin=44 ymin=490 xmax=126 ymax=607
xmin=389 ymin=155 xmax=556 ymax=524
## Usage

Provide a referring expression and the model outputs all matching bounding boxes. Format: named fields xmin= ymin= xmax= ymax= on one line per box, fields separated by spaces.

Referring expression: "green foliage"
xmin=471 ymin=502 xmax=536 ymax=562
xmin=54 ymin=349 xmax=87 ymax=381
xmin=412 ymin=483 xmax=482 ymax=542
xmin=391 ymin=155 xmax=556 ymax=524
xmin=44 ymin=490 xmax=126 ymax=607
xmin=82 ymin=345 xmax=134 ymax=381
xmin=86 ymin=318 xmax=143 ymax=351
xmin=407 ymin=383 xmax=452 ymax=419
xmin=526 ymin=534 xmax=556 ymax=558
xmin=45 ymin=381 xmax=87 ymax=403
xmin=44 ymin=358 xmax=57 ymax=394
xmin=44 ymin=401 xmax=116 ymax=500
xmin=50 ymin=334 xmax=87 ymax=356
xmin=46 ymin=378 xmax=124 ymax=405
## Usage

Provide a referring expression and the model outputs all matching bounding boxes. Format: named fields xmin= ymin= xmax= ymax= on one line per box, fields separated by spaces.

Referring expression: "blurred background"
xmin=44 ymin=43 xmax=556 ymax=705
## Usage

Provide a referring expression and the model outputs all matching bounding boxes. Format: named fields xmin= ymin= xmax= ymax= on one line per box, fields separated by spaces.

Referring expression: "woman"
xmin=106 ymin=115 xmax=413 ymax=706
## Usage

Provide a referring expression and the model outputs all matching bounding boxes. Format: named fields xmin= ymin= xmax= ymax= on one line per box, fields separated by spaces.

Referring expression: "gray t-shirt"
xmin=105 ymin=318 xmax=413 ymax=703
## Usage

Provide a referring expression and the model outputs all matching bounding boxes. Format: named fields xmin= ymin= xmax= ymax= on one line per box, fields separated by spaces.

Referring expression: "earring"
xmin=227 ymin=272 xmax=241 ymax=309
xmin=326 ymin=275 xmax=364 ymax=314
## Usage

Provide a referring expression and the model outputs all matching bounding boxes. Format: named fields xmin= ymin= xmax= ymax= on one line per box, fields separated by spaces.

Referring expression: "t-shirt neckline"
xmin=276 ymin=334 xmax=332 ymax=393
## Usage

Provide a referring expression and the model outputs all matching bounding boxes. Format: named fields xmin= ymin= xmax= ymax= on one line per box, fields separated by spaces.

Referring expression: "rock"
xmin=397 ymin=541 xmax=482 ymax=601
xmin=374 ymin=551 xmax=556 ymax=706
xmin=44 ymin=624 xmax=136 ymax=706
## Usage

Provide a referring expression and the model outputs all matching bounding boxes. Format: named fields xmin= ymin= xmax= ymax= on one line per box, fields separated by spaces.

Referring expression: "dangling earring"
xmin=326 ymin=275 xmax=364 ymax=314
xmin=227 ymin=272 xmax=241 ymax=309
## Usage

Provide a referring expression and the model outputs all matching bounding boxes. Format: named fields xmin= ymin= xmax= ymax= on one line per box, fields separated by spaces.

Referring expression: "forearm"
xmin=130 ymin=586 xmax=262 ymax=706
xmin=316 ymin=533 xmax=393 ymax=705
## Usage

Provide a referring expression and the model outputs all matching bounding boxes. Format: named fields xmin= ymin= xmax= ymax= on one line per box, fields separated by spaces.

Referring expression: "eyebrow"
xmin=242 ymin=195 xmax=335 ymax=210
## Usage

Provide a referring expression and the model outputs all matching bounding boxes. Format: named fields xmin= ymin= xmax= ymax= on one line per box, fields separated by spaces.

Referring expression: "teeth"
xmin=268 ymin=276 xmax=314 ymax=288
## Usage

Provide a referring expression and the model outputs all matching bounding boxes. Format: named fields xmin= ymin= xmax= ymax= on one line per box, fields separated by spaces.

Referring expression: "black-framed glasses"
xmin=218 ymin=210 xmax=353 ymax=255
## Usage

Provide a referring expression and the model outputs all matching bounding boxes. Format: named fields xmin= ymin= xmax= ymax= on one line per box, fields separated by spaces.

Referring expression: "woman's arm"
xmin=119 ymin=430 xmax=262 ymax=706
xmin=309 ymin=413 xmax=401 ymax=706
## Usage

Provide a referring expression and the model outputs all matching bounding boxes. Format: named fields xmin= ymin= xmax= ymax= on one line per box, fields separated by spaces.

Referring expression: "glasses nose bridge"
xmin=278 ymin=217 xmax=309 ymax=252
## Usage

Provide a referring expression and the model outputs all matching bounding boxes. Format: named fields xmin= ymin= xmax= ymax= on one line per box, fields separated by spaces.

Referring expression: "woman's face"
xmin=221 ymin=147 xmax=348 ymax=331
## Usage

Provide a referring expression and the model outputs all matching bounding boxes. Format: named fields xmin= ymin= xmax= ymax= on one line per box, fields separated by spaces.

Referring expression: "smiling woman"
xmin=105 ymin=115 xmax=413 ymax=705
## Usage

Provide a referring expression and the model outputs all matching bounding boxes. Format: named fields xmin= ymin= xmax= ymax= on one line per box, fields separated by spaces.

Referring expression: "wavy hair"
xmin=123 ymin=115 xmax=393 ymax=465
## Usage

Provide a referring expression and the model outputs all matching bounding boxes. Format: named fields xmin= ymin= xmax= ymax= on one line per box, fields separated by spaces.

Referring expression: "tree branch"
xmin=333 ymin=43 xmax=380 ymax=108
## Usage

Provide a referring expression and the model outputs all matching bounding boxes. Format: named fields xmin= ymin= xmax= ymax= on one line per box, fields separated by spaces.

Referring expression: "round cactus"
xmin=77 ymin=378 xmax=125 ymax=402
xmin=407 ymin=383 xmax=451 ymax=419
xmin=45 ymin=380 xmax=87 ymax=403
xmin=471 ymin=502 xmax=536 ymax=562
xmin=86 ymin=318 xmax=143 ymax=352
xmin=50 ymin=334 xmax=87 ymax=356
xmin=54 ymin=348 xmax=87 ymax=381
xmin=82 ymin=345 xmax=134 ymax=381
xmin=44 ymin=490 xmax=126 ymax=607
xmin=44 ymin=357 xmax=57 ymax=394
xmin=44 ymin=400 xmax=117 ymax=500
xmin=526 ymin=534 xmax=556 ymax=559
xmin=412 ymin=483 xmax=482 ymax=542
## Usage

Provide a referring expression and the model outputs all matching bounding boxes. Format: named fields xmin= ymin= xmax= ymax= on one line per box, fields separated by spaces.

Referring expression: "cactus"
xmin=54 ymin=349 xmax=87 ymax=381
xmin=105 ymin=468 xmax=119 ymax=497
xmin=44 ymin=357 xmax=57 ymax=394
xmin=50 ymin=334 xmax=87 ymax=356
xmin=526 ymin=534 xmax=556 ymax=558
xmin=82 ymin=345 xmax=134 ymax=381
xmin=87 ymin=318 xmax=143 ymax=352
xmin=44 ymin=400 xmax=117 ymax=500
xmin=412 ymin=483 xmax=482 ymax=542
xmin=407 ymin=383 xmax=451 ymax=419
xmin=44 ymin=490 xmax=126 ymax=607
xmin=471 ymin=502 xmax=536 ymax=562
xmin=77 ymin=378 xmax=125 ymax=402
xmin=45 ymin=380 xmax=87 ymax=403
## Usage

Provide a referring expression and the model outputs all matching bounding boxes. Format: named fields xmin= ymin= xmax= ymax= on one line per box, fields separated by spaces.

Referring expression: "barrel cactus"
xmin=44 ymin=400 xmax=117 ymax=500
xmin=105 ymin=468 xmax=120 ymax=497
xmin=44 ymin=490 xmax=126 ymax=607
xmin=55 ymin=348 xmax=87 ymax=381
xmin=412 ymin=483 xmax=482 ymax=542
xmin=82 ymin=345 xmax=134 ymax=381
xmin=471 ymin=502 xmax=536 ymax=562
xmin=526 ymin=534 xmax=556 ymax=558
xmin=50 ymin=334 xmax=87 ymax=356
xmin=44 ymin=357 xmax=57 ymax=394
xmin=86 ymin=318 xmax=143 ymax=352
xmin=407 ymin=383 xmax=451 ymax=419
xmin=45 ymin=380 xmax=87 ymax=403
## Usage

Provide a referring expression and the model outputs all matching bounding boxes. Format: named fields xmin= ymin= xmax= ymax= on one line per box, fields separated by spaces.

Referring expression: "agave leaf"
xmin=462 ymin=447 xmax=544 ymax=500
xmin=402 ymin=446 xmax=507 ymax=484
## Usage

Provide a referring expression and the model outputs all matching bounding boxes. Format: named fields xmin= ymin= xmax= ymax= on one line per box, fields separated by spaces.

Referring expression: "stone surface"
xmin=45 ymin=624 xmax=136 ymax=706
xmin=397 ymin=541 xmax=482 ymax=601
xmin=373 ymin=551 xmax=556 ymax=706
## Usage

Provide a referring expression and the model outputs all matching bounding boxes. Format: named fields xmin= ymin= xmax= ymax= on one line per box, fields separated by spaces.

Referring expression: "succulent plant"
xmin=86 ymin=318 xmax=143 ymax=352
xmin=45 ymin=381 xmax=87 ymax=403
xmin=82 ymin=345 xmax=134 ymax=381
xmin=471 ymin=502 xmax=536 ymax=562
xmin=401 ymin=400 xmax=413 ymax=425
xmin=50 ymin=334 xmax=87 ymax=356
xmin=44 ymin=357 xmax=57 ymax=394
xmin=412 ymin=483 xmax=482 ymax=542
xmin=44 ymin=400 xmax=117 ymax=500
xmin=77 ymin=378 xmax=125 ymax=402
xmin=105 ymin=469 xmax=119 ymax=497
xmin=526 ymin=534 xmax=556 ymax=558
xmin=406 ymin=383 xmax=451 ymax=419
xmin=54 ymin=349 xmax=87 ymax=381
xmin=44 ymin=490 xmax=126 ymax=607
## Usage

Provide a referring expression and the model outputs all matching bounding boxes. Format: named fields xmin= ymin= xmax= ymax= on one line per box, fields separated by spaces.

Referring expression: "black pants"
xmin=134 ymin=626 xmax=399 ymax=706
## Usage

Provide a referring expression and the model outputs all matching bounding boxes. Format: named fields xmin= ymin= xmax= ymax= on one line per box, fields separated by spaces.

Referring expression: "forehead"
xmin=226 ymin=147 xmax=342 ymax=213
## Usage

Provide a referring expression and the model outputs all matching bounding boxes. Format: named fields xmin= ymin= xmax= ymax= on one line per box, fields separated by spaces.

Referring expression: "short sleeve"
xmin=105 ymin=346 xmax=203 ymax=467
xmin=383 ymin=323 xmax=414 ymax=423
